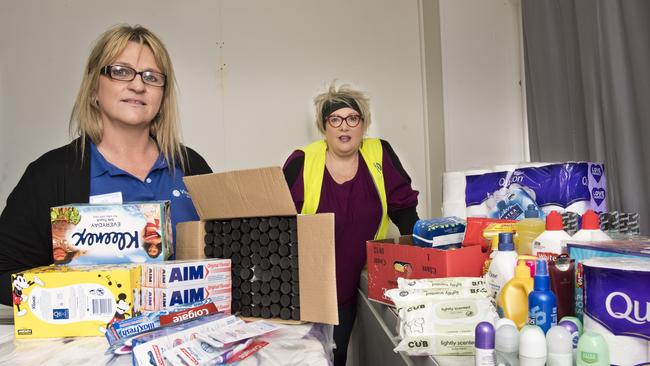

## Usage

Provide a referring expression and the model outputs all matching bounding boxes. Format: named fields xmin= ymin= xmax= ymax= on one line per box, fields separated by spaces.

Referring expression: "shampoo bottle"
xmin=548 ymin=255 xmax=575 ymax=321
xmin=487 ymin=232 xmax=518 ymax=299
xmin=528 ymin=259 xmax=557 ymax=334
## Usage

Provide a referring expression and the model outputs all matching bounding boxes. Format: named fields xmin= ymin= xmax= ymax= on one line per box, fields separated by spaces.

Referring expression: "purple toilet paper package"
xmin=464 ymin=162 xmax=607 ymax=220
xmin=583 ymin=258 xmax=650 ymax=340
xmin=581 ymin=257 xmax=650 ymax=366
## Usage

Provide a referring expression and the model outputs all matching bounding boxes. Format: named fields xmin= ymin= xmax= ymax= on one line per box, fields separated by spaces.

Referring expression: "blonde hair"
xmin=70 ymin=24 xmax=185 ymax=170
xmin=313 ymin=82 xmax=371 ymax=135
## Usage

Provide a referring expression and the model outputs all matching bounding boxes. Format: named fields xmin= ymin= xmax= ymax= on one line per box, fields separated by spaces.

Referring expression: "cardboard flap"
xmin=183 ymin=167 xmax=297 ymax=220
xmin=176 ymin=221 xmax=206 ymax=260
xmin=297 ymin=213 xmax=338 ymax=325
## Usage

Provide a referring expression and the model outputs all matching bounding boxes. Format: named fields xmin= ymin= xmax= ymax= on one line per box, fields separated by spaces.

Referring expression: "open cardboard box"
xmin=366 ymin=236 xmax=488 ymax=305
xmin=177 ymin=167 xmax=338 ymax=325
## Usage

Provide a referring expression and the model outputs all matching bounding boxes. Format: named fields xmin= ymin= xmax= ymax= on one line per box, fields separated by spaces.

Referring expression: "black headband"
xmin=321 ymin=98 xmax=361 ymax=124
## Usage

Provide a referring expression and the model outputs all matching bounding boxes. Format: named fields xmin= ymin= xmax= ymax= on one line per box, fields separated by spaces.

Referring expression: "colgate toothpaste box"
xmin=141 ymin=258 xmax=231 ymax=288
xmin=50 ymin=202 xmax=172 ymax=265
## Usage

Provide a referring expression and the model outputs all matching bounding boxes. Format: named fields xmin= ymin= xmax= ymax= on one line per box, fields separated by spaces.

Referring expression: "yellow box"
xmin=12 ymin=264 xmax=141 ymax=338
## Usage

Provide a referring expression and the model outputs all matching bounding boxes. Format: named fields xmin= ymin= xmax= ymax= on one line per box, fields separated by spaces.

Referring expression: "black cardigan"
xmin=0 ymin=138 xmax=212 ymax=305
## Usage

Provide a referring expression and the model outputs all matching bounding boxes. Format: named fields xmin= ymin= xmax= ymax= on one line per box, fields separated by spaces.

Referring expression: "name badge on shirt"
xmin=89 ymin=191 xmax=123 ymax=204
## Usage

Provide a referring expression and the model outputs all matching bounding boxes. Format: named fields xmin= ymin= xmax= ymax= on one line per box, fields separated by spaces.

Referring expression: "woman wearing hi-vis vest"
xmin=283 ymin=83 xmax=419 ymax=366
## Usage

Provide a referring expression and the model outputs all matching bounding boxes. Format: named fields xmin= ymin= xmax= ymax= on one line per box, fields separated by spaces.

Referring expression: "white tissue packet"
xmin=386 ymin=277 xmax=497 ymax=356
xmin=397 ymin=277 xmax=487 ymax=292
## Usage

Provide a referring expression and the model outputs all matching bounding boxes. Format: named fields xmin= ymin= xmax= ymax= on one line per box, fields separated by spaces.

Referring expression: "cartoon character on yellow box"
xmin=13 ymin=265 xmax=140 ymax=338
xmin=12 ymin=274 xmax=44 ymax=316
xmin=99 ymin=292 xmax=132 ymax=333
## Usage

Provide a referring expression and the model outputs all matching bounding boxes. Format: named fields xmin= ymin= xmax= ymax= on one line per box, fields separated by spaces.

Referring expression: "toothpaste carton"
xmin=141 ymin=258 xmax=231 ymax=288
xmin=11 ymin=264 xmax=141 ymax=338
xmin=105 ymin=299 xmax=219 ymax=354
xmin=50 ymin=201 xmax=172 ymax=265
xmin=142 ymin=284 xmax=231 ymax=313
xmin=131 ymin=314 xmax=240 ymax=366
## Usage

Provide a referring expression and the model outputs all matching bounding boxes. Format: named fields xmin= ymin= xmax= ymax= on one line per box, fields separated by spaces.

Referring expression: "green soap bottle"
xmin=576 ymin=332 xmax=609 ymax=366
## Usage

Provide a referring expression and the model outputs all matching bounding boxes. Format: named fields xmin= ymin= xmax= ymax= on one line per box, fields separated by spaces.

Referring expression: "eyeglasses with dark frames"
xmin=100 ymin=65 xmax=166 ymax=87
xmin=326 ymin=114 xmax=363 ymax=128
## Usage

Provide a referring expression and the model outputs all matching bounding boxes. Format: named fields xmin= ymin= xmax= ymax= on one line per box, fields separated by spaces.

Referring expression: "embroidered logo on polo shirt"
xmin=172 ymin=188 xmax=191 ymax=199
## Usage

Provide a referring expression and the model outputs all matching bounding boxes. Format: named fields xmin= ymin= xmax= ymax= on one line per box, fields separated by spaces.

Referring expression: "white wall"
xmin=439 ymin=0 xmax=528 ymax=172
xmin=0 ymin=0 xmax=431 ymax=216
xmin=0 ymin=0 xmax=527 ymax=219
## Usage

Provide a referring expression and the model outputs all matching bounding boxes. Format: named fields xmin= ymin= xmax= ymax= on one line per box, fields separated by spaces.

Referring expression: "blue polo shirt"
xmin=89 ymin=142 xmax=199 ymax=254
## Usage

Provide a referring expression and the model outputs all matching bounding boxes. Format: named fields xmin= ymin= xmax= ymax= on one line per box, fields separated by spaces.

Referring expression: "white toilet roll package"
xmin=582 ymin=257 xmax=650 ymax=366
xmin=442 ymin=162 xmax=607 ymax=219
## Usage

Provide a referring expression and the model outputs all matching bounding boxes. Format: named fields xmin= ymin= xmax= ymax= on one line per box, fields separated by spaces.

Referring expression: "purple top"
xmin=283 ymin=140 xmax=418 ymax=306
xmin=475 ymin=322 xmax=495 ymax=349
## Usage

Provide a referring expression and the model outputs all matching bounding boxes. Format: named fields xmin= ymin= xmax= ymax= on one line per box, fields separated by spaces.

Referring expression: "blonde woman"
xmin=283 ymin=83 xmax=419 ymax=365
xmin=0 ymin=25 xmax=211 ymax=305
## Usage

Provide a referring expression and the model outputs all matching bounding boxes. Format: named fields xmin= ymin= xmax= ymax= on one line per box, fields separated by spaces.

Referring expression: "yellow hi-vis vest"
xmin=299 ymin=138 xmax=389 ymax=240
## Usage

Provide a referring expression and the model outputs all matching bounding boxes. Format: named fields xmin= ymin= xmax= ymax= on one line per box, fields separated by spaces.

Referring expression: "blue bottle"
xmin=528 ymin=258 xmax=557 ymax=333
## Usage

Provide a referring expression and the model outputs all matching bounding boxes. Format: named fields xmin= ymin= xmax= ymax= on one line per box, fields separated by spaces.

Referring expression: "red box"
xmin=366 ymin=236 xmax=488 ymax=305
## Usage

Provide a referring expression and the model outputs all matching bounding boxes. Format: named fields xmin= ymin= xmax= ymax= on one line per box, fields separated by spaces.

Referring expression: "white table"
xmin=0 ymin=305 xmax=334 ymax=366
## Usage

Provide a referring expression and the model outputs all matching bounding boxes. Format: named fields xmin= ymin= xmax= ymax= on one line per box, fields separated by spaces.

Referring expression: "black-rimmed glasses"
xmin=100 ymin=65 xmax=166 ymax=87
xmin=326 ymin=114 xmax=363 ymax=128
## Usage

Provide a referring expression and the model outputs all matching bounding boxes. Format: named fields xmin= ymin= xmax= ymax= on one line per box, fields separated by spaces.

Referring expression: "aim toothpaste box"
xmin=141 ymin=259 xmax=231 ymax=288
xmin=141 ymin=284 xmax=231 ymax=314
xmin=50 ymin=201 xmax=172 ymax=265
xmin=11 ymin=264 xmax=141 ymax=338
xmin=140 ymin=259 xmax=232 ymax=313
